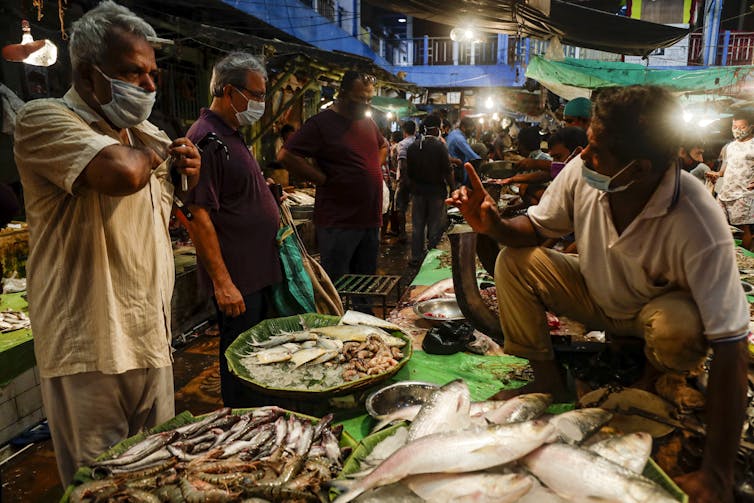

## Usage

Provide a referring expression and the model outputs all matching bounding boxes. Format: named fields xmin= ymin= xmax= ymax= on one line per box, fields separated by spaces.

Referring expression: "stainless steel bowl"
xmin=365 ymin=381 xmax=439 ymax=418
xmin=413 ymin=298 xmax=465 ymax=321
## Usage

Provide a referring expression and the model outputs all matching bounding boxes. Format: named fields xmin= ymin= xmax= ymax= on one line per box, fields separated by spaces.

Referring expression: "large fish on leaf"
xmin=408 ymin=379 xmax=471 ymax=441
xmin=332 ymin=420 xmax=556 ymax=503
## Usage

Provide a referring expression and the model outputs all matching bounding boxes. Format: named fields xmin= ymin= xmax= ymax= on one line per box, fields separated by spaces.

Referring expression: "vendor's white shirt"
xmin=14 ymin=88 xmax=175 ymax=378
xmin=718 ymin=138 xmax=754 ymax=201
xmin=528 ymin=157 xmax=748 ymax=342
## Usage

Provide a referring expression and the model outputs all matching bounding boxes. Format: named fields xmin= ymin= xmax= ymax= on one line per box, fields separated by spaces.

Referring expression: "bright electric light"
xmin=484 ymin=97 xmax=494 ymax=110
xmin=682 ymin=110 xmax=693 ymax=123
xmin=365 ymin=110 xmax=372 ymax=118
xmin=398 ymin=17 xmax=406 ymax=23
xmin=20 ymin=21 xmax=56 ymax=67
xmin=478 ymin=118 xmax=485 ymax=125
xmin=698 ymin=117 xmax=718 ymax=128
xmin=492 ymin=113 xmax=500 ymax=121
xmin=386 ymin=111 xmax=394 ymax=119
xmin=320 ymin=100 xmax=333 ymax=110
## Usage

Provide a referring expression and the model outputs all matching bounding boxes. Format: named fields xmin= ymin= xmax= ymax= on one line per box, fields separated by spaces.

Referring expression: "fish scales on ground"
xmin=71 ymin=408 xmax=347 ymax=503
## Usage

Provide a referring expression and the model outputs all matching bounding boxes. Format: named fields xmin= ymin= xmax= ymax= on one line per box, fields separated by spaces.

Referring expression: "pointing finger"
xmin=464 ymin=162 xmax=484 ymax=191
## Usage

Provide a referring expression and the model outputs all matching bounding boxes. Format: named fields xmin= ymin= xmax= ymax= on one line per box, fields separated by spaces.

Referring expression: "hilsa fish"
xmin=523 ymin=443 xmax=677 ymax=503
xmin=332 ymin=420 xmax=556 ymax=503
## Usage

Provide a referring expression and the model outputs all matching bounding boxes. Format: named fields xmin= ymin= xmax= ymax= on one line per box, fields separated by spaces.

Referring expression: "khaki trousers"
xmin=40 ymin=366 xmax=174 ymax=486
xmin=495 ymin=247 xmax=708 ymax=372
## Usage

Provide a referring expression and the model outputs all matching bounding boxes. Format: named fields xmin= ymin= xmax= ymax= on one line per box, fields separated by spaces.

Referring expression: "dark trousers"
xmin=317 ymin=227 xmax=379 ymax=312
xmin=215 ymin=290 xmax=267 ymax=408
xmin=411 ymin=193 xmax=447 ymax=263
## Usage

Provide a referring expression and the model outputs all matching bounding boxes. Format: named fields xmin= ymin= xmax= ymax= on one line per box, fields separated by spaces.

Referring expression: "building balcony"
xmin=688 ymin=31 xmax=754 ymax=66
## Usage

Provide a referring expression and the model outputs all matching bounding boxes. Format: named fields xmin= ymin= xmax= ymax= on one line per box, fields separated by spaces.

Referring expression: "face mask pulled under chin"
xmin=581 ymin=159 xmax=637 ymax=193
xmin=94 ymin=66 xmax=156 ymax=129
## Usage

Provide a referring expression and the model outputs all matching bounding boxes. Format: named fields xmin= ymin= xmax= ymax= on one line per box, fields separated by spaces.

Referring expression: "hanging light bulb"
xmin=484 ymin=96 xmax=494 ymax=110
xmin=2 ymin=20 xmax=57 ymax=67
xmin=386 ymin=111 xmax=394 ymax=119
xmin=682 ymin=110 xmax=693 ymax=123
xmin=365 ymin=110 xmax=373 ymax=118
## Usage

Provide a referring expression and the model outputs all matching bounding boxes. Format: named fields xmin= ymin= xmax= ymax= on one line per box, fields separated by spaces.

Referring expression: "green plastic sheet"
xmin=526 ymin=56 xmax=754 ymax=92
xmin=410 ymin=249 xmax=451 ymax=286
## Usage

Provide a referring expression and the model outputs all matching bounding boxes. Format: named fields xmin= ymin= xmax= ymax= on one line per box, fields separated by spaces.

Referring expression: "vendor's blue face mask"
xmin=581 ymin=159 xmax=637 ymax=193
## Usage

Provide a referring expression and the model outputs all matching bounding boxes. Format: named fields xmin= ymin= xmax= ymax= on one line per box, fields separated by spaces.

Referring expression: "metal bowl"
xmin=365 ymin=381 xmax=439 ymax=418
xmin=413 ymin=298 xmax=465 ymax=321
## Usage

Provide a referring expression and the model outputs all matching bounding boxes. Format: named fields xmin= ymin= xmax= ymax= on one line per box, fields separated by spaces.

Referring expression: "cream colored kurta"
xmin=14 ymin=88 xmax=175 ymax=378
xmin=527 ymin=157 xmax=749 ymax=342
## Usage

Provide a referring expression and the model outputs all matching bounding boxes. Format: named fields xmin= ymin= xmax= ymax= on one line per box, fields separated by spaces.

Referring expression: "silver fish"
xmin=483 ymin=393 xmax=552 ymax=425
xmin=523 ymin=443 xmax=677 ymax=503
xmin=404 ymin=471 xmax=534 ymax=503
xmin=550 ymin=408 xmax=613 ymax=444
xmin=311 ymin=325 xmax=406 ymax=347
xmin=290 ymin=348 xmax=327 ymax=368
xmin=332 ymin=420 xmax=556 ymax=503
xmin=251 ymin=331 xmax=318 ymax=348
xmin=93 ymin=431 xmax=178 ymax=467
xmin=408 ymin=379 xmax=471 ymax=441
xmin=587 ymin=432 xmax=653 ymax=474
xmin=339 ymin=310 xmax=403 ymax=331
xmin=371 ymin=405 xmax=422 ymax=433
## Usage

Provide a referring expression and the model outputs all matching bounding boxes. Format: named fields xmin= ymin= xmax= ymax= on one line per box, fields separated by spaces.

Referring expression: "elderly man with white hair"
xmin=13 ymin=1 xmax=200 ymax=484
xmin=183 ymin=52 xmax=282 ymax=408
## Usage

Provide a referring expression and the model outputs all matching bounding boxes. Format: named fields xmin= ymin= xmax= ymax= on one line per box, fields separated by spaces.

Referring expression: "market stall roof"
xmin=368 ymin=0 xmax=688 ymax=57
xmin=526 ymin=56 xmax=754 ymax=99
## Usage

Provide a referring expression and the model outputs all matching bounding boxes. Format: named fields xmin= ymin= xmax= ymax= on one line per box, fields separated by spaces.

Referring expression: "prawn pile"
xmin=70 ymin=407 xmax=347 ymax=503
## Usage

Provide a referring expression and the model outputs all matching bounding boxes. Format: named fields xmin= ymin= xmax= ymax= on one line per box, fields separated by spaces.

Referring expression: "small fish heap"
xmin=0 ymin=309 xmax=29 ymax=332
xmin=70 ymin=407 xmax=346 ymax=503
xmin=333 ymin=380 xmax=679 ymax=503
xmin=240 ymin=312 xmax=407 ymax=387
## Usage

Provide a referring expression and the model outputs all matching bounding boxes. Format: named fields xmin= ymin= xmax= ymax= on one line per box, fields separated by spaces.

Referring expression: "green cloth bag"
xmin=271 ymin=225 xmax=317 ymax=315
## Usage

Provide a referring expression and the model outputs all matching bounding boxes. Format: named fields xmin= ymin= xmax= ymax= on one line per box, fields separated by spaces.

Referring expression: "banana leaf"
xmin=226 ymin=313 xmax=413 ymax=399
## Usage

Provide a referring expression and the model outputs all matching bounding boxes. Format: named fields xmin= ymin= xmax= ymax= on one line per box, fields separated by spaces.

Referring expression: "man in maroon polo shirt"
xmin=278 ymin=71 xmax=388 ymax=309
xmin=184 ymin=52 xmax=281 ymax=407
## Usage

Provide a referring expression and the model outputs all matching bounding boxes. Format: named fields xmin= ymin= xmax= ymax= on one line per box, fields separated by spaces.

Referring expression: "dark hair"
xmin=548 ymin=126 xmax=588 ymax=152
xmin=401 ymin=120 xmax=416 ymax=135
xmin=390 ymin=131 xmax=403 ymax=143
xmin=422 ymin=114 xmax=441 ymax=130
xmin=518 ymin=126 xmax=542 ymax=152
xmin=732 ymin=111 xmax=754 ymax=124
xmin=591 ymin=85 xmax=681 ymax=173
xmin=459 ymin=117 xmax=476 ymax=130
xmin=339 ymin=70 xmax=376 ymax=95
xmin=280 ymin=124 xmax=295 ymax=136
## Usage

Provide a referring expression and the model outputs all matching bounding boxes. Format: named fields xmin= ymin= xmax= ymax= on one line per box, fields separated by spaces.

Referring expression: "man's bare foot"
xmin=490 ymin=359 xmax=573 ymax=402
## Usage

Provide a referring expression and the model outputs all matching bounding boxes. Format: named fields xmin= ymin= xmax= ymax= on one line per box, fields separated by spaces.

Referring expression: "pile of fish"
xmin=239 ymin=312 xmax=407 ymax=389
xmin=70 ymin=407 xmax=346 ymax=502
xmin=0 ymin=309 xmax=29 ymax=332
xmin=333 ymin=380 xmax=679 ymax=503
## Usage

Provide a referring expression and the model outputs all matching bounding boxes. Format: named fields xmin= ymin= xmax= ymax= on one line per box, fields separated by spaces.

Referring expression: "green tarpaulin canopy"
xmin=526 ymin=56 xmax=754 ymax=99
xmin=370 ymin=96 xmax=419 ymax=118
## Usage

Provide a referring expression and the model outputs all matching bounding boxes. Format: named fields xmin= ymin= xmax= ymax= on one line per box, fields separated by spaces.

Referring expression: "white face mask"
xmin=581 ymin=159 xmax=637 ymax=193
xmin=94 ymin=66 xmax=155 ymax=128
xmin=232 ymin=87 xmax=265 ymax=126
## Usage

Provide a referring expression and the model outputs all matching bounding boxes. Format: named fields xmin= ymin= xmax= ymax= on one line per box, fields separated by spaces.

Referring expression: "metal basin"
xmin=413 ymin=298 xmax=465 ymax=321
xmin=365 ymin=381 xmax=439 ymax=418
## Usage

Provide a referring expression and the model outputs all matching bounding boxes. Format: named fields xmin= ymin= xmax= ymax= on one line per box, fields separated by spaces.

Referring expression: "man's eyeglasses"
xmin=239 ymin=87 xmax=266 ymax=102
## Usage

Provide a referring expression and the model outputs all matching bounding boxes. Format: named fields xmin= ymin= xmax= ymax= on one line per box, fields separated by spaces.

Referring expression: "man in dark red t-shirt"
xmin=278 ymin=71 xmax=388 ymax=299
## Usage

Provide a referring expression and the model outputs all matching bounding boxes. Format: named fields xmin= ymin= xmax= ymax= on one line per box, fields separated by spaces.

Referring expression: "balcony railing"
xmin=689 ymin=31 xmax=754 ymax=66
